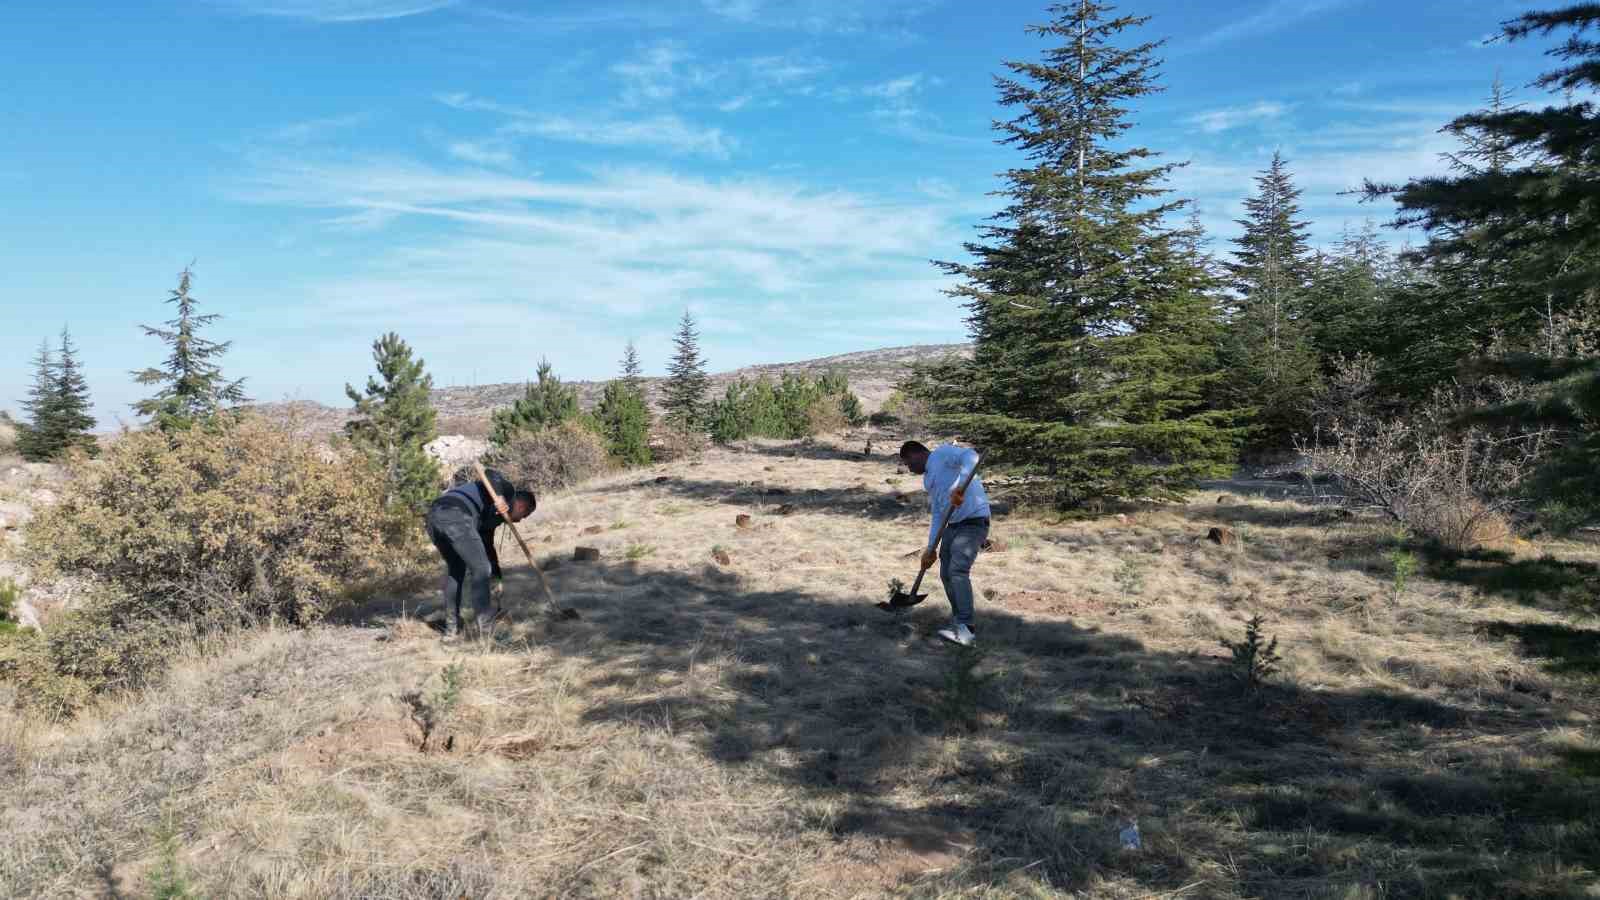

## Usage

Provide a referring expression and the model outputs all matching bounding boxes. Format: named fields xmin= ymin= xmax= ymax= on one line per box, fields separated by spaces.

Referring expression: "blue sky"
xmin=0 ymin=0 xmax=1559 ymax=425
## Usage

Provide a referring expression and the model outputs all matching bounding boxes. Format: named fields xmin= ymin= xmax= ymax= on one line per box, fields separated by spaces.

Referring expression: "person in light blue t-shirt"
xmin=899 ymin=440 xmax=991 ymax=647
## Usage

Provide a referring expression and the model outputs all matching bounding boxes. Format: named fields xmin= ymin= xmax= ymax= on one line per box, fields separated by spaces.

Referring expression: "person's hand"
xmin=920 ymin=547 xmax=938 ymax=570
xmin=491 ymin=578 xmax=504 ymax=600
xmin=494 ymin=498 xmax=511 ymax=518
xmin=950 ymin=486 xmax=966 ymax=508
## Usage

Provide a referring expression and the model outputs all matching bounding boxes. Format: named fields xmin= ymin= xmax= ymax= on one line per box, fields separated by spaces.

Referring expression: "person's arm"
xmin=949 ymin=447 xmax=979 ymax=508
xmin=927 ymin=451 xmax=950 ymax=550
xmin=926 ymin=447 xmax=980 ymax=550
xmin=484 ymin=469 xmax=514 ymax=520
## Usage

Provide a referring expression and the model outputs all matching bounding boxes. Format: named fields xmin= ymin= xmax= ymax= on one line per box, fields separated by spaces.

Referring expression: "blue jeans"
xmin=939 ymin=518 xmax=989 ymax=628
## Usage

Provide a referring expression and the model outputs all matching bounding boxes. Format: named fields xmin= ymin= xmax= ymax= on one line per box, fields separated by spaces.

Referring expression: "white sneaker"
xmin=938 ymin=623 xmax=976 ymax=647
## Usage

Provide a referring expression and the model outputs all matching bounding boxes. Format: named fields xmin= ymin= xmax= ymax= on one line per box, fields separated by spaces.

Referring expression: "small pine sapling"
xmin=1220 ymin=615 xmax=1282 ymax=692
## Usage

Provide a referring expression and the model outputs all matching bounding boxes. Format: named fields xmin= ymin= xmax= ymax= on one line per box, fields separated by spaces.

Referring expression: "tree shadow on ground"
xmin=347 ymin=552 xmax=1600 ymax=898
xmin=1197 ymin=476 xmax=1324 ymax=504
xmin=735 ymin=440 xmax=889 ymax=464
xmin=1177 ymin=497 xmax=1350 ymax=530
xmin=1423 ymin=547 xmax=1600 ymax=608
xmin=1479 ymin=621 xmax=1600 ymax=679
xmin=590 ymin=476 xmax=926 ymax=524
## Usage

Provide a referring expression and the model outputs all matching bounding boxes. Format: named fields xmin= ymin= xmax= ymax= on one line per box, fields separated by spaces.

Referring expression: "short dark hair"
xmin=899 ymin=440 xmax=928 ymax=458
xmin=512 ymin=489 xmax=537 ymax=513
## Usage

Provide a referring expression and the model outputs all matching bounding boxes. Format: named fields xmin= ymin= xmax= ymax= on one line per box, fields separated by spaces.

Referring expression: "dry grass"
xmin=2 ymin=438 xmax=1598 ymax=898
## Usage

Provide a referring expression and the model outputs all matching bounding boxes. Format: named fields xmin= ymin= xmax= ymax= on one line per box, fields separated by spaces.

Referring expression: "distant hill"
xmin=254 ymin=343 xmax=971 ymax=438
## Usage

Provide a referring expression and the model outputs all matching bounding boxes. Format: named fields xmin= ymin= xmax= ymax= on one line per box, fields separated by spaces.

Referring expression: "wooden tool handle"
xmin=473 ymin=462 xmax=563 ymax=614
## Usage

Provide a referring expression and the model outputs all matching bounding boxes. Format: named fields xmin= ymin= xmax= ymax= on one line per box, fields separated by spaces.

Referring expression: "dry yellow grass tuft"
xmin=2 ymin=436 xmax=1598 ymax=898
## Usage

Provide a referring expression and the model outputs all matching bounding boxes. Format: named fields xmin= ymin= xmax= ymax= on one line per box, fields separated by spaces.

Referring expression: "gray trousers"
xmin=424 ymin=504 xmax=492 ymax=634
xmin=939 ymin=518 xmax=989 ymax=628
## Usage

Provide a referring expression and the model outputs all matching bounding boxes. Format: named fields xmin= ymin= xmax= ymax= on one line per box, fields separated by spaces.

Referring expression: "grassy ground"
xmin=3 ymin=438 xmax=1599 ymax=898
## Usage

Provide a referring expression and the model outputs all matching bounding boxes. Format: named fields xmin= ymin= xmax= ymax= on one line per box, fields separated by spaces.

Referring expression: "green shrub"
xmin=0 ymin=629 xmax=93 ymax=719
xmin=595 ymin=380 xmax=653 ymax=467
xmin=709 ymin=371 xmax=864 ymax=444
xmin=25 ymin=414 xmax=391 ymax=626
xmin=5 ymin=415 xmax=404 ymax=718
xmin=1220 ymin=615 xmax=1282 ymax=693
xmin=489 ymin=359 xmax=580 ymax=447
xmin=148 ymin=813 xmax=199 ymax=900
xmin=485 ymin=420 xmax=613 ymax=494
xmin=803 ymin=397 xmax=848 ymax=436
xmin=0 ymin=579 xmax=19 ymax=634
xmin=45 ymin=606 xmax=185 ymax=697
xmin=402 ymin=662 xmax=464 ymax=753
xmin=1113 ymin=557 xmax=1147 ymax=598
xmin=839 ymin=392 xmax=865 ymax=428
xmin=874 ymin=390 xmax=932 ymax=433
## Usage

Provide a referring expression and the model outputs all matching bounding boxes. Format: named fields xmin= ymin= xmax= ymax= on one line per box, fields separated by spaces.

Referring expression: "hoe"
xmin=473 ymin=461 xmax=580 ymax=625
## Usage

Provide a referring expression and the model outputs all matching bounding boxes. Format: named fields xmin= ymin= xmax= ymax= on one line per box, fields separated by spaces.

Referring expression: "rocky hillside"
xmin=257 ymin=343 xmax=969 ymax=439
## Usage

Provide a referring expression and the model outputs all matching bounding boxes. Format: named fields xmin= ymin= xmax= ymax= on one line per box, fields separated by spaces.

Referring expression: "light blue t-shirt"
xmin=923 ymin=444 xmax=990 ymax=549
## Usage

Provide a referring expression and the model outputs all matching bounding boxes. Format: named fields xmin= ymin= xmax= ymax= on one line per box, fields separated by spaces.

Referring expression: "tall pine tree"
xmin=15 ymin=329 xmax=97 ymax=461
xmin=345 ymin=332 xmax=441 ymax=514
xmin=133 ymin=266 xmax=247 ymax=431
xmin=1370 ymin=77 xmax=1537 ymax=395
xmin=596 ymin=380 xmax=653 ymax=466
xmin=597 ymin=340 xmax=653 ymax=466
xmin=621 ymin=339 xmax=645 ymax=392
xmin=15 ymin=340 xmax=55 ymax=462
xmin=663 ymin=311 xmax=709 ymax=433
xmin=1221 ymin=152 xmax=1321 ymax=447
xmin=1303 ymin=222 xmax=1399 ymax=368
xmin=489 ymin=358 xmax=580 ymax=446
xmin=1366 ymin=4 xmax=1600 ymax=526
xmin=929 ymin=1 xmax=1240 ymax=505
xmin=46 ymin=326 xmax=97 ymax=458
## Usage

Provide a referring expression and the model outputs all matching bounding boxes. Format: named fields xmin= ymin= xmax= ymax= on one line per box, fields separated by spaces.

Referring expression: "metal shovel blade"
xmin=877 ymin=591 xmax=928 ymax=612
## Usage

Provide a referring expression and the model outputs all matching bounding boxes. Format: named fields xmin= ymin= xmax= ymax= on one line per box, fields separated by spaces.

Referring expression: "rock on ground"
xmin=427 ymin=435 xmax=490 ymax=469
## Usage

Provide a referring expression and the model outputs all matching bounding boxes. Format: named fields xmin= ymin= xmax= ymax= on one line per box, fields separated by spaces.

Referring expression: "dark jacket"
xmin=430 ymin=468 xmax=516 ymax=578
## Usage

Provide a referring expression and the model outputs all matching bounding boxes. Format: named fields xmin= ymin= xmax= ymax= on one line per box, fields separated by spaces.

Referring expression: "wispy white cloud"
xmin=701 ymin=0 xmax=941 ymax=35
xmin=438 ymin=92 xmax=734 ymax=158
xmin=1466 ymin=33 xmax=1499 ymax=51
xmin=863 ymin=74 xmax=925 ymax=100
xmin=213 ymin=0 xmax=457 ymax=23
xmin=1185 ymin=101 xmax=1291 ymax=133
xmin=1187 ymin=0 xmax=1356 ymax=53
xmin=1170 ymin=106 xmax=1463 ymax=249
xmin=269 ymin=113 xmax=368 ymax=143
xmin=231 ymin=155 xmax=967 ymax=377
xmin=445 ymin=140 xmax=515 ymax=166
xmin=508 ymin=115 xmax=735 ymax=158
xmin=466 ymin=5 xmax=678 ymax=31
xmin=611 ymin=41 xmax=716 ymax=105
xmin=607 ymin=43 xmax=830 ymax=111
xmin=836 ymin=73 xmax=979 ymax=146
xmin=1328 ymin=98 xmax=1465 ymax=119
xmin=748 ymin=55 xmax=830 ymax=86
